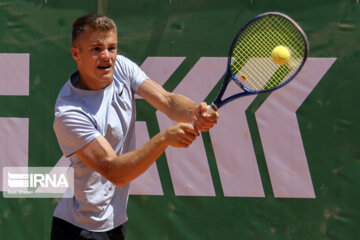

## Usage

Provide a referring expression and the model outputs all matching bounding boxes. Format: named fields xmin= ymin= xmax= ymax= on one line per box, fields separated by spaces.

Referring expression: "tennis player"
xmin=51 ymin=14 xmax=218 ymax=240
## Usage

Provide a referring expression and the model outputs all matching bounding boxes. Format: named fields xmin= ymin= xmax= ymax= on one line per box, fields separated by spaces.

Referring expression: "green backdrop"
xmin=0 ymin=0 xmax=359 ymax=239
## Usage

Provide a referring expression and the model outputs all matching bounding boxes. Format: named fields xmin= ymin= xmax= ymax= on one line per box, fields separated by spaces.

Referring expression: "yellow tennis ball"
xmin=272 ymin=46 xmax=290 ymax=65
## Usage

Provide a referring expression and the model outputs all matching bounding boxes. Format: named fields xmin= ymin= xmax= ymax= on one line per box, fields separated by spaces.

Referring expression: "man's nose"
xmin=100 ymin=49 xmax=111 ymax=59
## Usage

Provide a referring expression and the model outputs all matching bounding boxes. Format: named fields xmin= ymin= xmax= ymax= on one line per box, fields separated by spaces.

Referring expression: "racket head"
xmin=228 ymin=12 xmax=309 ymax=94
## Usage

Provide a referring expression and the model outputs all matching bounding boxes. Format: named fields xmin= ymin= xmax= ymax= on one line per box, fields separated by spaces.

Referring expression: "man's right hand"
xmin=163 ymin=123 xmax=199 ymax=148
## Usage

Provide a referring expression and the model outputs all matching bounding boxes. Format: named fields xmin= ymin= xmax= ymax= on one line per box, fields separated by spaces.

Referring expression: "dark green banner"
xmin=0 ymin=0 xmax=359 ymax=239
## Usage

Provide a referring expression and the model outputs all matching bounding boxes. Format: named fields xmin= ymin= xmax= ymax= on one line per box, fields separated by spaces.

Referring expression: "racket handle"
xmin=193 ymin=103 xmax=218 ymax=124
xmin=210 ymin=103 xmax=219 ymax=111
xmin=193 ymin=103 xmax=219 ymax=131
xmin=205 ymin=104 xmax=219 ymax=119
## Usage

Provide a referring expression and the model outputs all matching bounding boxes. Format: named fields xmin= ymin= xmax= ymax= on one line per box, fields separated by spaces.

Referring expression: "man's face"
xmin=71 ymin=29 xmax=118 ymax=90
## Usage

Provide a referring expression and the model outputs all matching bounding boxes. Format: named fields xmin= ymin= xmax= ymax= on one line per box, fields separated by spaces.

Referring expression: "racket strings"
xmin=232 ymin=38 xmax=273 ymax=89
xmin=232 ymin=48 xmax=265 ymax=90
xmin=230 ymin=14 xmax=306 ymax=91
xmin=259 ymin=18 xmax=300 ymax=88
xmin=233 ymin=24 xmax=280 ymax=89
xmin=233 ymin=35 xmax=275 ymax=89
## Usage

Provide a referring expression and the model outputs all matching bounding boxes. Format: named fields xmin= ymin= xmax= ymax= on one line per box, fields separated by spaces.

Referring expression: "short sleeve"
xmin=53 ymin=110 xmax=101 ymax=157
xmin=115 ymin=55 xmax=148 ymax=92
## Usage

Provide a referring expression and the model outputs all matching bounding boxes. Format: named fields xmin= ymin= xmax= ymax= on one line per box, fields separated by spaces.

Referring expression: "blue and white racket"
xmin=210 ymin=12 xmax=309 ymax=111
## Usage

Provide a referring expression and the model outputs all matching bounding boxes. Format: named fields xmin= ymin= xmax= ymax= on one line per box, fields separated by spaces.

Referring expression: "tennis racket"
xmin=209 ymin=12 xmax=308 ymax=111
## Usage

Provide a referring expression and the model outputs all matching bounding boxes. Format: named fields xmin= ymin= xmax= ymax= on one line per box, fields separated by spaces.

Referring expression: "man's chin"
xmin=98 ymin=72 xmax=114 ymax=82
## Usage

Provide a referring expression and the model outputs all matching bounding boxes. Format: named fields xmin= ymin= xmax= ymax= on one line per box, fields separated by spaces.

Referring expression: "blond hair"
xmin=72 ymin=14 xmax=116 ymax=44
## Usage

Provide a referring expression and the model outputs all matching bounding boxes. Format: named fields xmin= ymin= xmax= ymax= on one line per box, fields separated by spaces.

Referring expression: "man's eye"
xmin=92 ymin=47 xmax=101 ymax=52
xmin=109 ymin=47 xmax=117 ymax=52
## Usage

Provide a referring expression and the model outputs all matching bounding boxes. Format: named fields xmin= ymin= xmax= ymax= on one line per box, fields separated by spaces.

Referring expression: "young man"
xmin=51 ymin=14 xmax=219 ymax=240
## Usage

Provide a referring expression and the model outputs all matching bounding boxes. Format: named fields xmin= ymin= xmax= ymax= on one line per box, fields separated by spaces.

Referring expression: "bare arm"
xmin=137 ymin=79 xmax=198 ymax=122
xmin=75 ymin=79 xmax=218 ymax=186
xmin=137 ymin=79 xmax=219 ymax=130
xmin=75 ymin=123 xmax=199 ymax=187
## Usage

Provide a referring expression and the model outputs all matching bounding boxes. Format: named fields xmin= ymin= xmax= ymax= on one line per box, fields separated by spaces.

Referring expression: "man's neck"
xmin=76 ymin=72 xmax=113 ymax=90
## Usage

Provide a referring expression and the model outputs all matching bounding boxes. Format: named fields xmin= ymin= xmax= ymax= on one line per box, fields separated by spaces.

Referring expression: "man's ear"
xmin=71 ymin=47 xmax=80 ymax=62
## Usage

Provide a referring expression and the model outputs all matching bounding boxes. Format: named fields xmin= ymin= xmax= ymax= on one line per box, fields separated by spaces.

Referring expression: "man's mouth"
xmin=97 ymin=64 xmax=112 ymax=70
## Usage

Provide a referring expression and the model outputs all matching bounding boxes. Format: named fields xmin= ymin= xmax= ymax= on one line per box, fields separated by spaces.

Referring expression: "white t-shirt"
xmin=53 ymin=55 xmax=148 ymax=231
